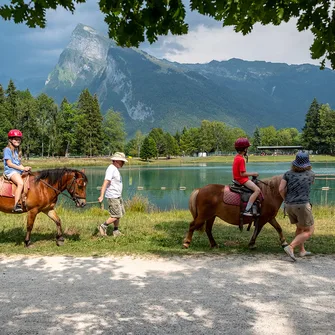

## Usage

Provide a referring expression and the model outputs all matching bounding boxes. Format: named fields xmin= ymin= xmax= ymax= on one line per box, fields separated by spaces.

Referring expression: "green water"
xmin=62 ymin=162 xmax=335 ymax=210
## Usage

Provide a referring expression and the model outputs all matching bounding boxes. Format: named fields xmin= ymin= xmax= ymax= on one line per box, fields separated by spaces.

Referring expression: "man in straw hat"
xmin=98 ymin=152 xmax=128 ymax=236
xmin=279 ymin=152 xmax=315 ymax=261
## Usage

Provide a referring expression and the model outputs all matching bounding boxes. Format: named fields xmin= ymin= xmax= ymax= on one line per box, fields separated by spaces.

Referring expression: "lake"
xmin=61 ymin=162 xmax=335 ymax=210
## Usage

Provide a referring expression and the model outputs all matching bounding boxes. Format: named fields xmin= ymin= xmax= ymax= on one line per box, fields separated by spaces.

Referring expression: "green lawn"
xmin=0 ymin=205 xmax=334 ymax=256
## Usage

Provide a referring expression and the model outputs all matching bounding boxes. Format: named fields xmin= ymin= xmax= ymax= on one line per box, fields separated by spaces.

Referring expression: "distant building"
xmin=257 ymin=146 xmax=304 ymax=155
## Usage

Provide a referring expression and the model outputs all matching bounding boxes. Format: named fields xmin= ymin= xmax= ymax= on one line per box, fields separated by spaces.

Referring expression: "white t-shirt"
xmin=104 ymin=164 xmax=123 ymax=199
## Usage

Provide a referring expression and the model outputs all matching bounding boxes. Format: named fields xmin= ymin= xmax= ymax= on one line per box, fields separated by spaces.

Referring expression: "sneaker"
xmin=113 ymin=229 xmax=123 ymax=237
xmin=98 ymin=224 xmax=107 ymax=236
xmin=242 ymin=209 xmax=253 ymax=216
xmin=299 ymin=251 xmax=312 ymax=257
xmin=12 ymin=204 xmax=23 ymax=213
xmin=284 ymin=245 xmax=296 ymax=261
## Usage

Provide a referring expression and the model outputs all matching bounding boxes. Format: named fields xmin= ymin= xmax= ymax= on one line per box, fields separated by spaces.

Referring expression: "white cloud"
xmin=155 ymin=20 xmax=319 ymax=66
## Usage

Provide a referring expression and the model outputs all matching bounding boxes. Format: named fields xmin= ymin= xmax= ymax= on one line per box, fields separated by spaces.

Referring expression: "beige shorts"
xmin=285 ymin=203 xmax=314 ymax=227
xmin=107 ymin=198 xmax=125 ymax=218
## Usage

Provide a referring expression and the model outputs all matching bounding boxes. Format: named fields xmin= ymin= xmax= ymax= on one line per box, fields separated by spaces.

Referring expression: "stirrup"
xmin=12 ymin=203 xmax=23 ymax=213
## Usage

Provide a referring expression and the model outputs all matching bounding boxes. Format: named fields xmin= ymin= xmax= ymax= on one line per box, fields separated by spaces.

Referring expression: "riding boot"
xmin=12 ymin=203 xmax=23 ymax=213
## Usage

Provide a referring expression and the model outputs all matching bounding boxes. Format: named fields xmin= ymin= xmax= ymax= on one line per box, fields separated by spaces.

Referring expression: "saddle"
xmin=223 ymin=180 xmax=264 ymax=231
xmin=0 ymin=173 xmax=30 ymax=208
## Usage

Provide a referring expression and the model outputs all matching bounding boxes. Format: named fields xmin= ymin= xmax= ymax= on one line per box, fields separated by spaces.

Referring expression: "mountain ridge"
xmin=2 ymin=23 xmax=335 ymax=137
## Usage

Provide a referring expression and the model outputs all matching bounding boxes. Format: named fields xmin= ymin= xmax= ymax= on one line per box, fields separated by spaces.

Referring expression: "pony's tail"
xmin=189 ymin=188 xmax=199 ymax=219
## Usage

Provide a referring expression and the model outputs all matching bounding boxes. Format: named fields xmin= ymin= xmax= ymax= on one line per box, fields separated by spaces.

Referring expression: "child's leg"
xmin=244 ymin=180 xmax=261 ymax=211
xmin=10 ymin=173 xmax=24 ymax=205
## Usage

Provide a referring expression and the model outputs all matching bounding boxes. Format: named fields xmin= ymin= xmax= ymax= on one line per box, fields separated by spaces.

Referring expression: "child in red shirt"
xmin=232 ymin=138 xmax=260 ymax=216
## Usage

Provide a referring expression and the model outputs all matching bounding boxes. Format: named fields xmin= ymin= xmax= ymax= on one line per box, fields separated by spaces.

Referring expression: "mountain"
xmin=43 ymin=24 xmax=335 ymax=137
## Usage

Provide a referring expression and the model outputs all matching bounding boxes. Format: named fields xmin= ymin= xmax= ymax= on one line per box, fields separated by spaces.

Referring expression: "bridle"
xmin=38 ymin=174 xmax=86 ymax=206
xmin=66 ymin=176 xmax=87 ymax=206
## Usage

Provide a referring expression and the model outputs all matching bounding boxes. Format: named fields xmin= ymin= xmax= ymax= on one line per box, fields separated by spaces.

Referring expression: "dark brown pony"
xmin=183 ymin=175 xmax=287 ymax=249
xmin=0 ymin=168 xmax=88 ymax=247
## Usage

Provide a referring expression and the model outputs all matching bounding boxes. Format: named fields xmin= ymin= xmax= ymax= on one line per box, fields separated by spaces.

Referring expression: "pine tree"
xmin=165 ymin=133 xmax=179 ymax=158
xmin=252 ymin=127 xmax=261 ymax=152
xmin=36 ymin=93 xmax=58 ymax=157
xmin=302 ymin=98 xmax=321 ymax=152
xmin=76 ymin=90 xmax=103 ymax=156
xmin=0 ymin=84 xmax=5 ymax=104
xmin=16 ymin=89 xmax=39 ymax=159
xmin=140 ymin=136 xmax=157 ymax=161
xmin=5 ymin=79 xmax=18 ymax=126
xmin=148 ymin=128 xmax=166 ymax=158
xmin=0 ymin=84 xmax=11 ymax=149
xmin=55 ymin=99 xmax=77 ymax=156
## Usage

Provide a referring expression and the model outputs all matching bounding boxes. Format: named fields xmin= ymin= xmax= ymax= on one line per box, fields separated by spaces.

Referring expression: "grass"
xmin=0 ymin=154 xmax=335 ymax=170
xmin=0 ymin=204 xmax=334 ymax=257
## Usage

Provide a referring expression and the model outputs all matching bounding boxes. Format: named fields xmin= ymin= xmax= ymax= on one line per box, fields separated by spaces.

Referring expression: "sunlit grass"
xmin=0 ymin=203 xmax=334 ymax=256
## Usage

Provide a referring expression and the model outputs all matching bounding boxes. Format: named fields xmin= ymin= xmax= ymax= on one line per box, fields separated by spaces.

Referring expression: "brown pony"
xmin=0 ymin=168 xmax=87 ymax=247
xmin=183 ymin=175 xmax=287 ymax=249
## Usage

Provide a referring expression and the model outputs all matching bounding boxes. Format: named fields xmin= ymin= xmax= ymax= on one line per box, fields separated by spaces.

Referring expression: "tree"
xmin=225 ymin=127 xmax=247 ymax=152
xmin=259 ymin=126 xmax=278 ymax=146
xmin=140 ymin=136 xmax=157 ymax=161
xmin=148 ymin=128 xmax=166 ymax=158
xmin=302 ymin=98 xmax=321 ymax=152
xmin=1 ymin=1 xmax=335 ymax=69
xmin=198 ymin=120 xmax=215 ymax=153
xmin=0 ymin=84 xmax=11 ymax=150
xmin=317 ymin=104 xmax=335 ymax=154
xmin=252 ymin=127 xmax=262 ymax=152
xmin=134 ymin=130 xmax=145 ymax=157
xmin=165 ymin=133 xmax=180 ymax=158
xmin=102 ymin=109 xmax=126 ymax=155
xmin=180 ymin=127 xmax=200 ymax=156
xmin=5 ymin=79 xmax=18 ymax=126
xmin=76 ymin=90 xmax=103 ymax=156
xmin=36 ymin=93 xmax=58 ymax=157
xmin=54 ymin=98 xmax=78 ymax=156
xmin=16 ymin=90 xmax=39 ymax=158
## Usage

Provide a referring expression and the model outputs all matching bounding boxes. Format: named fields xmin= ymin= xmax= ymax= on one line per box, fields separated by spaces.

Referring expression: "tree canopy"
xmin=1 ymin=1 xmax=335 ymax=69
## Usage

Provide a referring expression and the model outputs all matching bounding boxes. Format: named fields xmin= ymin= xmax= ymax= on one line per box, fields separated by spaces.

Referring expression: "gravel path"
xmin=1 ymin=254 xmax=335 ymax=334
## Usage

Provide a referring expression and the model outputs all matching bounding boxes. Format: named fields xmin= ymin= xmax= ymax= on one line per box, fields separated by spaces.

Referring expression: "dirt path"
xmin=1 ymin=254 xmax=334 ymax=334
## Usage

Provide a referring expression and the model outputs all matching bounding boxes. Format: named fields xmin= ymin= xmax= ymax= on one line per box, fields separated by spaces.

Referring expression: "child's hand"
xmin=24 ymin=166 xmax=31 ymax=172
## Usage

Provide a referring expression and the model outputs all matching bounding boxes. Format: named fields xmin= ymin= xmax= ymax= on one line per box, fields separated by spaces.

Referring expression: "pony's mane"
xmin=259 ymin=174 xmax=283 ymax=197
xmin=35 ymin=168 xmax=87 ymax=185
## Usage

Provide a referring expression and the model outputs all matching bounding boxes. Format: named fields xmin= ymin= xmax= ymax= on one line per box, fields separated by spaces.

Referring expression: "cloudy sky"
xmin=0 ymin=0 xmax=320 ymax=80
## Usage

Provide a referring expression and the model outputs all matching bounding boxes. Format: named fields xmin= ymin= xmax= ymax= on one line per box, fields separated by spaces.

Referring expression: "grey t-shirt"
xmin=283 ymin=170 xmax=315 ymax=204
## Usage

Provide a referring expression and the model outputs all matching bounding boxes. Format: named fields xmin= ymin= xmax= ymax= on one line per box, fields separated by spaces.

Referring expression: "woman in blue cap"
xmin=279 ymin=152 xmax=315 ymax=261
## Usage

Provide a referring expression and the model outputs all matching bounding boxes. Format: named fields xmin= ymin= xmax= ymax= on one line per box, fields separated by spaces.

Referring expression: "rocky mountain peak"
xmin=43 ymin=24 xmax=335 ymax=137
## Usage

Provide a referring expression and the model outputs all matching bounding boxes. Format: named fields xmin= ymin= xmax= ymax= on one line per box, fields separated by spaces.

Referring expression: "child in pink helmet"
xmin=3 ymin=129 xmax=31 ymax=212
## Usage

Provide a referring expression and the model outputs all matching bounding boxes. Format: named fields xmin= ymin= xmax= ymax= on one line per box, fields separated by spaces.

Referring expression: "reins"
xmin=32 ymin=171 xmax=85 ymax=205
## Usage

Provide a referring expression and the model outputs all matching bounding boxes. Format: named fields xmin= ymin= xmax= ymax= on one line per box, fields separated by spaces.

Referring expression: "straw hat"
xmin=110 ymin=152 xmax=128 ymax=162
xmin=292 ymin=152 xmax=311 ymax=168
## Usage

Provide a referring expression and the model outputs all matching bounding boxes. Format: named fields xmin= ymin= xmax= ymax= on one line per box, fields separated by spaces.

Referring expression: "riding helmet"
xmin=8 ymin=129 xmax=23 ymax=138
xmin=234 ymin=137 xmax=251 ymax=150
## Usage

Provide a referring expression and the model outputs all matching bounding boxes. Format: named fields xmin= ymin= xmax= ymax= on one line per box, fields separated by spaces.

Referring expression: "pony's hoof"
xmin=281 ymin=241 xmax=289 ymax=248
xmin=248 ymin=244 xmax=257 ymax=250
xmin=210 ymin=244 xmax=219 ymax=249
xmin=56 ymin=240 xmax=64 ymax=246
xmin=24 ymin=240 xmax=32 ymax=248
xmin=182 ymin=242 xmax=190 ymax=249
